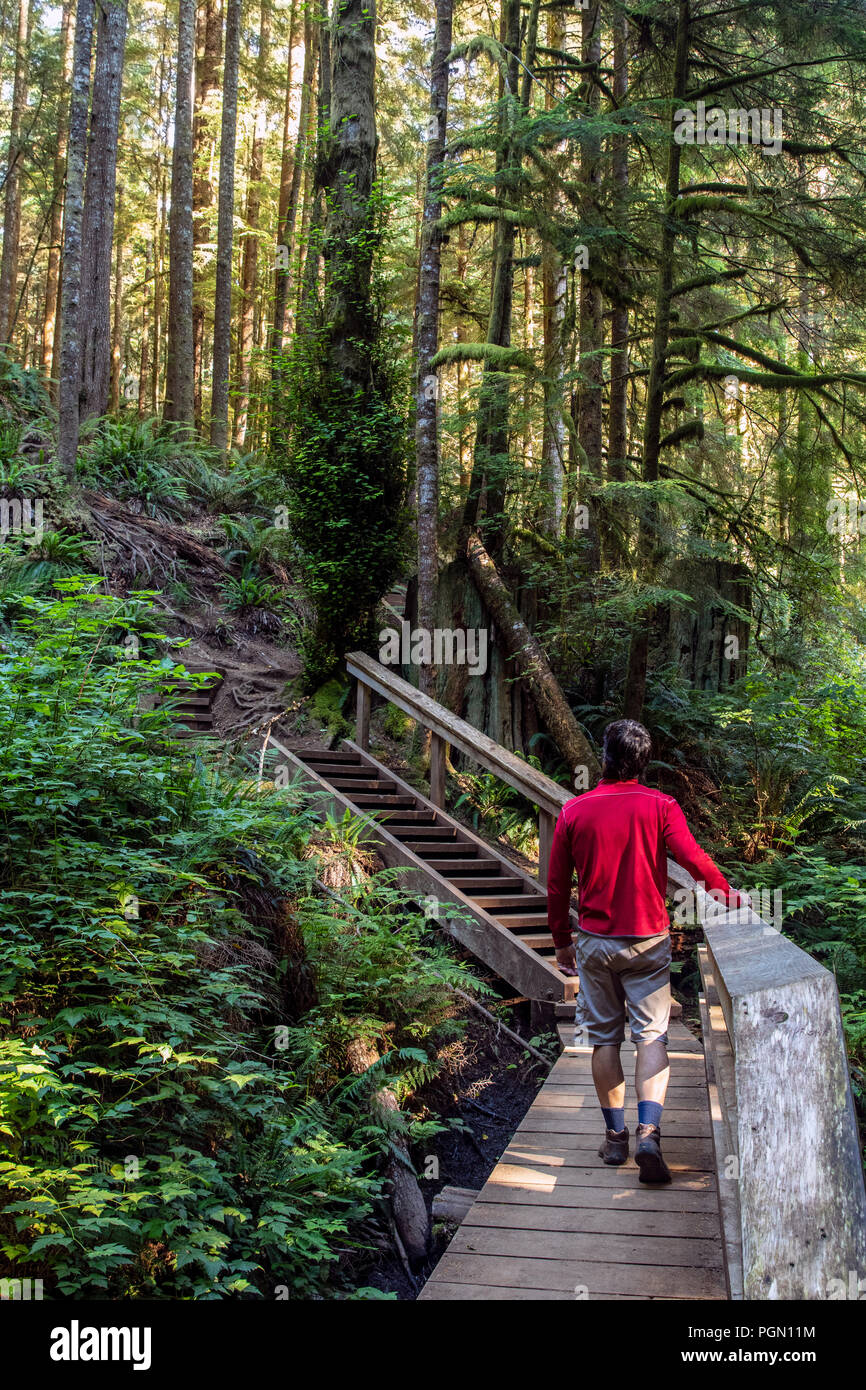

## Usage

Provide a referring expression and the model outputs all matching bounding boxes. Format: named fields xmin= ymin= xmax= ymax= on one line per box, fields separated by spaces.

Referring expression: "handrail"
xmin=346 ymin=651 xmax=572 ymax=882
xmin=346 ymin=651 xmax=571 ymax=816
xmin=688 ymin=875 xmax=866 ymax=1300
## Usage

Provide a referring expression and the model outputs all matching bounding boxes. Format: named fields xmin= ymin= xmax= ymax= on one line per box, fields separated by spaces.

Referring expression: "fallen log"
xmin=346 ymin=1034 xmax=431 ymax=1267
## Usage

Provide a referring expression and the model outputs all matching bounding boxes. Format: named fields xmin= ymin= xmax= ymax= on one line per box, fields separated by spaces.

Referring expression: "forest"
xmin=0 ymin=0 xmax=865 ymax=1304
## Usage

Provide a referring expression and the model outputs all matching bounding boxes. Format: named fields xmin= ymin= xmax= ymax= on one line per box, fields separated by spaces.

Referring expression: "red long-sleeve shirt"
xmin=546 ymin=779 xmax=741 ymax=947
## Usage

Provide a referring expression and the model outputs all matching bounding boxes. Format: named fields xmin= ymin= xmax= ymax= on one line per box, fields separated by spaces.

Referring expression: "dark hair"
xmin=601 ymin=719 xmax=652 ymax=782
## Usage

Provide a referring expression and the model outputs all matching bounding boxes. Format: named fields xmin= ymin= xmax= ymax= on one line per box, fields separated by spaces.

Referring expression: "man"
xmin=547 ymin=719 xmax=744 ymax=1184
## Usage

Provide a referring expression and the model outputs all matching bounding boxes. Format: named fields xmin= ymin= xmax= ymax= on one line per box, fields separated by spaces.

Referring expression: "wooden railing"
xmin=670 ymin=861 xmax=866 ymax=1301
xmin=346 ymin=652 xmax=866 ymax=1300
xmin=346 ymin=651 xmax=571 ymax=883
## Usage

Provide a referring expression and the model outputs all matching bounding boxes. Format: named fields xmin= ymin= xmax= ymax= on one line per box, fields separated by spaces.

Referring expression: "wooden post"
xmin=429 ymin=731 xmax=446 ymax=807
xmin=703 ymin=913 xmax=866 ymax=1300
xmin=356 ymin=679 xmax=370 ymax=750
xmin=538 ymin=809 xmax=556 ymax=886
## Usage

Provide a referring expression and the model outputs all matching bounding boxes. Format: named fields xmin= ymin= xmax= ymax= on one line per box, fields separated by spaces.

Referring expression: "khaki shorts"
xmin=574 ymin=929 xmax=671 ymax=1046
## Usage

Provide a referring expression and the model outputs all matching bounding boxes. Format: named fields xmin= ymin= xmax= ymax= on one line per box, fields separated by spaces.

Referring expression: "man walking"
xmin=546 ymin=719 xmax=744 ymax=1184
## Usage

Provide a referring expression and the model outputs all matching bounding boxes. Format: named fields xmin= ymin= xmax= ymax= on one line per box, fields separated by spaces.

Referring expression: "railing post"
xmin=356 ymin=679 xmax=370 ymax=750
xmin=429 ymin=732 xmax=446 ymax=807
xmin=538 ymin=809 xmax=555 ymax=887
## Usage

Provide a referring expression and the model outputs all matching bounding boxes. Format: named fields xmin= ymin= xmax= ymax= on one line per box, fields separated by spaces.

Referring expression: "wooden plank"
xmin=477 ymin=1177 xmax=720 ymax=1214
xmin=418 ymin=1281 xmax=693 ymax=1300
xmin=513 ymin=1109 xmax=711 ymax=1137
xmin=448 ymin=1225 xmax=724 ymax=1271
xmin=355 ymin=678 xmax=370 ymax=750
xmin=538 ymin=809 xmax=556 ymax=887
xmin=492 ymin=1156 xmax=716 ymax=1192
xmin=429 ymin=731 xmax=446 ymax=807
xmin=424 ymin=1252 xmax=726 ymax=1299
xmin=512 ymin=1131 xmax=714 ymax=1169
xmin=464 ymin=1202 xmax=721 ymax=1240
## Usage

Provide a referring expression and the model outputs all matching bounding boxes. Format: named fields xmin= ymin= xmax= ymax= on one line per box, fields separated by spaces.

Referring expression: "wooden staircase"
xmin=158 ymin=665 xmax=224 ymax=736
xmin=271 ymin=736 xmax=577 ymax=1003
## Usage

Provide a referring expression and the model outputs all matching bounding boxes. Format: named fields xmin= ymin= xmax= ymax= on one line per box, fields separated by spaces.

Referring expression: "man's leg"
xmin=622 ymin=935 xmax=673 ymax=1183
xmin=574 ymin=933 xmax=630 ymax=1165
xmin=592 ymin=1043 xmax=625 ymax=1115
xmin=635 ymin=1037 xmax=670 ymax=1107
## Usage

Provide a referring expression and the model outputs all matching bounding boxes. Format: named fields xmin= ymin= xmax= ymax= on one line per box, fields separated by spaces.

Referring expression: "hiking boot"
xmin=635 ymin=1123 xmax=672 ymax=1184
xmin=598 ymin=1127 xmax=629 ymax=1166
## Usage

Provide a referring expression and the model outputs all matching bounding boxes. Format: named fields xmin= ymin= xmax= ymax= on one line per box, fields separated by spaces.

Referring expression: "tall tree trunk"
xmin=539 ymin=1 xmax=567 ymax=539
xmin=109 ymin=182 xmax=123 ymax=411
xmin=269 ymin=0 xmax=304 ymax=365
xmin=623 ymin=0 xmax=690 ymax=720
xmin=415 ymin=0 xmax=453 ymax=703
xmin=138 ymin=239 xmax=151 ymax=416
xmin=294 ymin=21 xmax=323 ymax=323
xmin=165 ymin=0 xmax=195 ymax=426
xmin=57 ymin=0 xmax=95 ymax=477
xmin=232 ymin=0 xmax=271 ymax=447
xmin=43 ymin=0 xmax=74 ymax=392
xmin=577 ymin=0 xmax=603 ymax=570
xmin=0 ymin=0 xmax=30 ymax=345
xmin=192 ymin=0 xmax=222 ymax=427
xmin=607 ymin=7 xmax=630 ymax=493
xmin=79 ymin=0 xmax=128 ymax=422
xmin=462 ymin=0 xmax=522 ymax=554
xmin=323 ymin=0 xmax=377 ymax=388
xmin=210 ymin=0 xmax=241 ymax=455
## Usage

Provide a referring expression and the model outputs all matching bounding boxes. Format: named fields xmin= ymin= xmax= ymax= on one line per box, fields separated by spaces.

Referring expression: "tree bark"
xmin=57 ymin=0 xmax=95 ymax=477
xmin=415 ymin=0 xmax=453 ymax=702
xmin=43 ymin=0 xmax=74 ymax=391
xmin=462 ymin=0 xmax=522 ymax=555
xmin=269 ymin=0 xmax=303 ymax=364
xmin=109 ymin=182 xmax=123 ymax=411
xmin=577 ymin=0 xmax=603 ymax=570
xmin=607 ymin=7 xmax=630 ymax=493
xmin=192 ymin=0 xmax=222 ymax=427
xmin=623 ymin=0 xmax=690 ymax=720
xmin=138 ymin=239 xmax=151 ymax=416
xmin=232 ymin=0 xmax=271 ymax=447
xmin=79 ymin=0 xmax=127 ymax=423
xmin=165 ymin=0 xmax=195 ymax=426
xmin=0 ymin=0 xmax=29 ymax=345
xmin=345 ymin=1035 xmax=430 ymax=1268
xmin=210 ymin=0 xmax=241 ymax=455
xmin=539 ymin=1 xmax=567 ymax=539
xmin=466 ymin=531 xmax=601 ymax=781
xmin=323 ymin=0 xmax=378 ymax=389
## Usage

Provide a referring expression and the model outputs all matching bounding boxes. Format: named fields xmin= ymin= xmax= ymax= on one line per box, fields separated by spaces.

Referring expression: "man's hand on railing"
xmin=555 ymin=943 xmax=578 ymax=977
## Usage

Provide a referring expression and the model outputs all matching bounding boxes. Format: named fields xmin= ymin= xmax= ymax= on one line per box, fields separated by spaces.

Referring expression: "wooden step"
xmin=497 ymin=914 xmax=549 ymax=930
xmin=329 ymin=778 xmax=394 ymax=792
xmin=297 ymin=750 xmax=362 ymax=764
xmin=516 ymin=932 xmax=556 ymax=951
xmin=433 ymin=858 xmax=500 ymax=874
xmin=351 ymin=794 xmax=417 ymax=807
xmin=471 ymin=894 xmax=545 ymax=910
xmin=373 ymin=810 xmax=437 ymax=824
xmin=457 ymin=876 xmax=525 ymax=893
xmin=404 ymin=841 xmax=476 ymax=856
xmin=307 ymin=763 xmax=369 ymax=777
xmin=388 ymin=826 xmax=457 ymax=840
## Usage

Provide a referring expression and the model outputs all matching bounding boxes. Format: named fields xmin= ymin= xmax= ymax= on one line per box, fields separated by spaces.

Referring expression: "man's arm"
xmin=547 ymin=811 xmax=577 ymax=971
xmin=663 ymin=798 xmax=746 ymax=909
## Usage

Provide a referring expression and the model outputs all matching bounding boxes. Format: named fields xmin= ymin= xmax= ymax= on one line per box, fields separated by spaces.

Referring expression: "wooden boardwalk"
xmin=419 ymin=1019 xmax=727 ymax=1301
